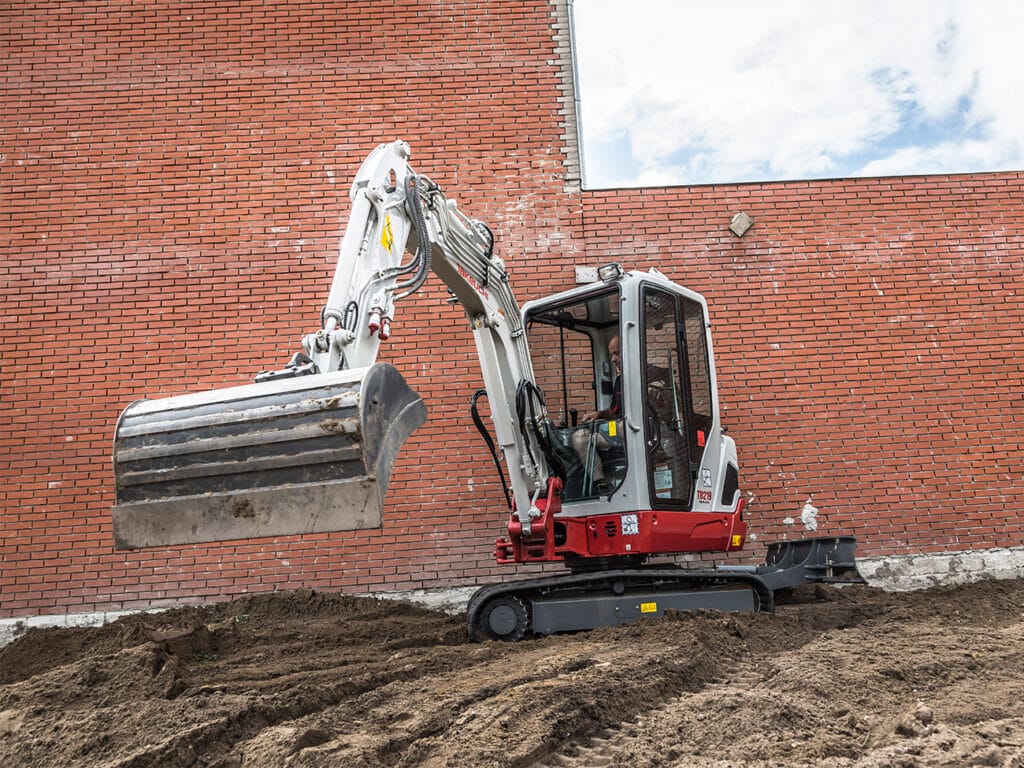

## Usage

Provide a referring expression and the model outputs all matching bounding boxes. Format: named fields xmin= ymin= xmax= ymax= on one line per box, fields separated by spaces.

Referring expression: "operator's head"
xmin=608 ymin=334 xmax=621 ymax=372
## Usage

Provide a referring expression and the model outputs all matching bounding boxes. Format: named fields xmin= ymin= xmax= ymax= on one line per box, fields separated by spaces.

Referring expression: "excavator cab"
xmin=522 ymin=267 xmax=739 ymax=522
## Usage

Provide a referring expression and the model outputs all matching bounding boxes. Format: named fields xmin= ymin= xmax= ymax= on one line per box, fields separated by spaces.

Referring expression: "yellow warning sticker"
xmin=640 ymin=602 xmax=657 ymax=614
xmin=381 ymin=214 xmax=394 ymax=252
xmin=607 ymin=420 xmax=617 ymax=437
xmin=731 ymin=535 xmax=743 ymax=548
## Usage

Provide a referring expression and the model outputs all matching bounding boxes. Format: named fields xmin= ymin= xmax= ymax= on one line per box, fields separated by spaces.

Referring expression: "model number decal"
xmin=696 ymin=490 xmax=713 ymax=504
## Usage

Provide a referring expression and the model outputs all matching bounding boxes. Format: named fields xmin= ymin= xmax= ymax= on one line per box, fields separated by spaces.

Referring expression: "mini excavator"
xmin=112 ymin=141 xmax=862 ymax=641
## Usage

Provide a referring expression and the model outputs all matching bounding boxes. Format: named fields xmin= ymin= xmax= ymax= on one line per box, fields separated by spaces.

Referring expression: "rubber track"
xmin=466 ymin=567 xmax=776 ymax=641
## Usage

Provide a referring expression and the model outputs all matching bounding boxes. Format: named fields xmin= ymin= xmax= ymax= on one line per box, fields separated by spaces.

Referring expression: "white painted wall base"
xmin=0 ymin=608 xmax=158 ymax=651
xmin=3 ymin=548 xmax=1023 ymax=648
xmin=857 ymin=545 xmax=1024 ymax=591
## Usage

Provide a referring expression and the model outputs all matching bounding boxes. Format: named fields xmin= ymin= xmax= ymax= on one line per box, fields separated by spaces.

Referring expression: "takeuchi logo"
xmin=457 ymin=263 xmax=490 ymax=301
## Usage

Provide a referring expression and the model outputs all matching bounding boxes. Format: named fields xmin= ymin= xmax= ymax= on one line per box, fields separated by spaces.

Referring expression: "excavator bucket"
xmin=111 ymin=363 xmax=425 ymax=549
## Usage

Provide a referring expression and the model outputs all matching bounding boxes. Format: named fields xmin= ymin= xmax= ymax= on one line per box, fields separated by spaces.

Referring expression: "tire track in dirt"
xmin=529 ymin=604 xmax=1024 ymax=768
xmin=0 ymin=594 xmax=470 ymax=768
xmin=520 ymin=595 xmax=883 ymax=768
xmin=103 ymin=656 xmax=458 ymax=768
xmin=221 ymin=633 xmax=732 ymax=766
xmin=0 ymin=591 xmax=879 ymax=768
xmin=3 ymin=581 xmax=1024 ymax=767
xmin=527 ymin=656 xmax=783 ymax=767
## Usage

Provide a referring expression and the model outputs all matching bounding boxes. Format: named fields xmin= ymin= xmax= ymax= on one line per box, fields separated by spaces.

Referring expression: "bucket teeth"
xmin=111 ymin=362 xmax=425 ymax=549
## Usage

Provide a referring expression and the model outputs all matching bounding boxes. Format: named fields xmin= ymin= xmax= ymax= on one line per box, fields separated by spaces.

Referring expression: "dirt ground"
xmin=1 ymin=579 xmax=1023 ymax=768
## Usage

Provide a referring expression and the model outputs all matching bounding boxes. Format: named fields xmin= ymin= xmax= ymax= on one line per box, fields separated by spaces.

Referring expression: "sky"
xmin=571 ymin=0 xmax=1024 ymax=188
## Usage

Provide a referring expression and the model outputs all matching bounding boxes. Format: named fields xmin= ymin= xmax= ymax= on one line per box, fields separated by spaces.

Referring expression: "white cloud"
xmin=573 ymin=0 xmax=1024 ymax=187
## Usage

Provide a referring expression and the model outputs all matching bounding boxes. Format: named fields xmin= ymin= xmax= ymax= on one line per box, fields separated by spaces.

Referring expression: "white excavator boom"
xmin=112 ymin=141 xmax=550 ymax=548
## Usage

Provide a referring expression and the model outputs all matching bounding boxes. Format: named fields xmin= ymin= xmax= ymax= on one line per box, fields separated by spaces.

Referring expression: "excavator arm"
xmin=112 ymin=141 xmax=551 ymax=548
xmin=322 ymin=140 xmax=553 ymax=523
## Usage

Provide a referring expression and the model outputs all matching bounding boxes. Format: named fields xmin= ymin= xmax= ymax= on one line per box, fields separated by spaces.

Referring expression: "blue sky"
xmin=571 ymin=0 xmax=1024 ymax=188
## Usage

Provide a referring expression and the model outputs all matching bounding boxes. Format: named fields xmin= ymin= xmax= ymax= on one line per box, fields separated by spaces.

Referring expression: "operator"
xmin=572 ymin=334 xmax=622 ymax=495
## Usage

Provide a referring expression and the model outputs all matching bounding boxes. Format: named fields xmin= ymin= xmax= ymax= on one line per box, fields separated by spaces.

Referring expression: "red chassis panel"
xmin=495 ymin=479 xmax=748 ymax=565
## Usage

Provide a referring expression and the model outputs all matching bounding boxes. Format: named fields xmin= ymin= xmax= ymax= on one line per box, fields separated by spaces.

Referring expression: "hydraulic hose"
xmin=393 ymin=174 xmax=432 ymax=299
xmin=559 ymin=326 xmax=569 ymax=426
xmin=515 ymin=379 xmax=567 ymax=484
xmin=470 ymin=389 xmax=513 ymax=510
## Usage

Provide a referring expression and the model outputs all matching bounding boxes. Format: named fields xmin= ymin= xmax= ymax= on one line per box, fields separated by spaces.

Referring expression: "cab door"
xmin=641 ymin=285 xmax=713 ymax=509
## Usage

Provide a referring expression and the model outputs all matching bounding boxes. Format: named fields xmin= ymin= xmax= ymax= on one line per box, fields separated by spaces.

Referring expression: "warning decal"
xmin=381 ymin=214 xmax=394 ymax=252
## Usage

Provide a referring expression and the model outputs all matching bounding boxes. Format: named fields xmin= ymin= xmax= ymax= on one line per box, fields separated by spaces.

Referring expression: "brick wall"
xmin=2 ymin=1 xmax=1022 ymax=619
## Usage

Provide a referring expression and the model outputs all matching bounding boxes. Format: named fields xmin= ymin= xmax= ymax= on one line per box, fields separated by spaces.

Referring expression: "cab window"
xmin=525 ymin=289 xmax=624 ymax=501
xmin=641 ymin=286 xmax=713 ymax=508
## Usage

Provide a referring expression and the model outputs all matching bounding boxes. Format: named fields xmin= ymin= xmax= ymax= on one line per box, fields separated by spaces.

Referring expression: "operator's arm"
xmin=582 ymin=375 xmax=622 ymax=422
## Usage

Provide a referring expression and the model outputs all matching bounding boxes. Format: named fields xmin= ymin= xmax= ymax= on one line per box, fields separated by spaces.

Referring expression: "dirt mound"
xmin=2 ymin=580 xmax=1023 ymax=767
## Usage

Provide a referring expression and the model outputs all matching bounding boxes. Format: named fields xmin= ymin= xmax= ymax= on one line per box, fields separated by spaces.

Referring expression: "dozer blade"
xmin=112 ymin=362 xmax=425 ymax=549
